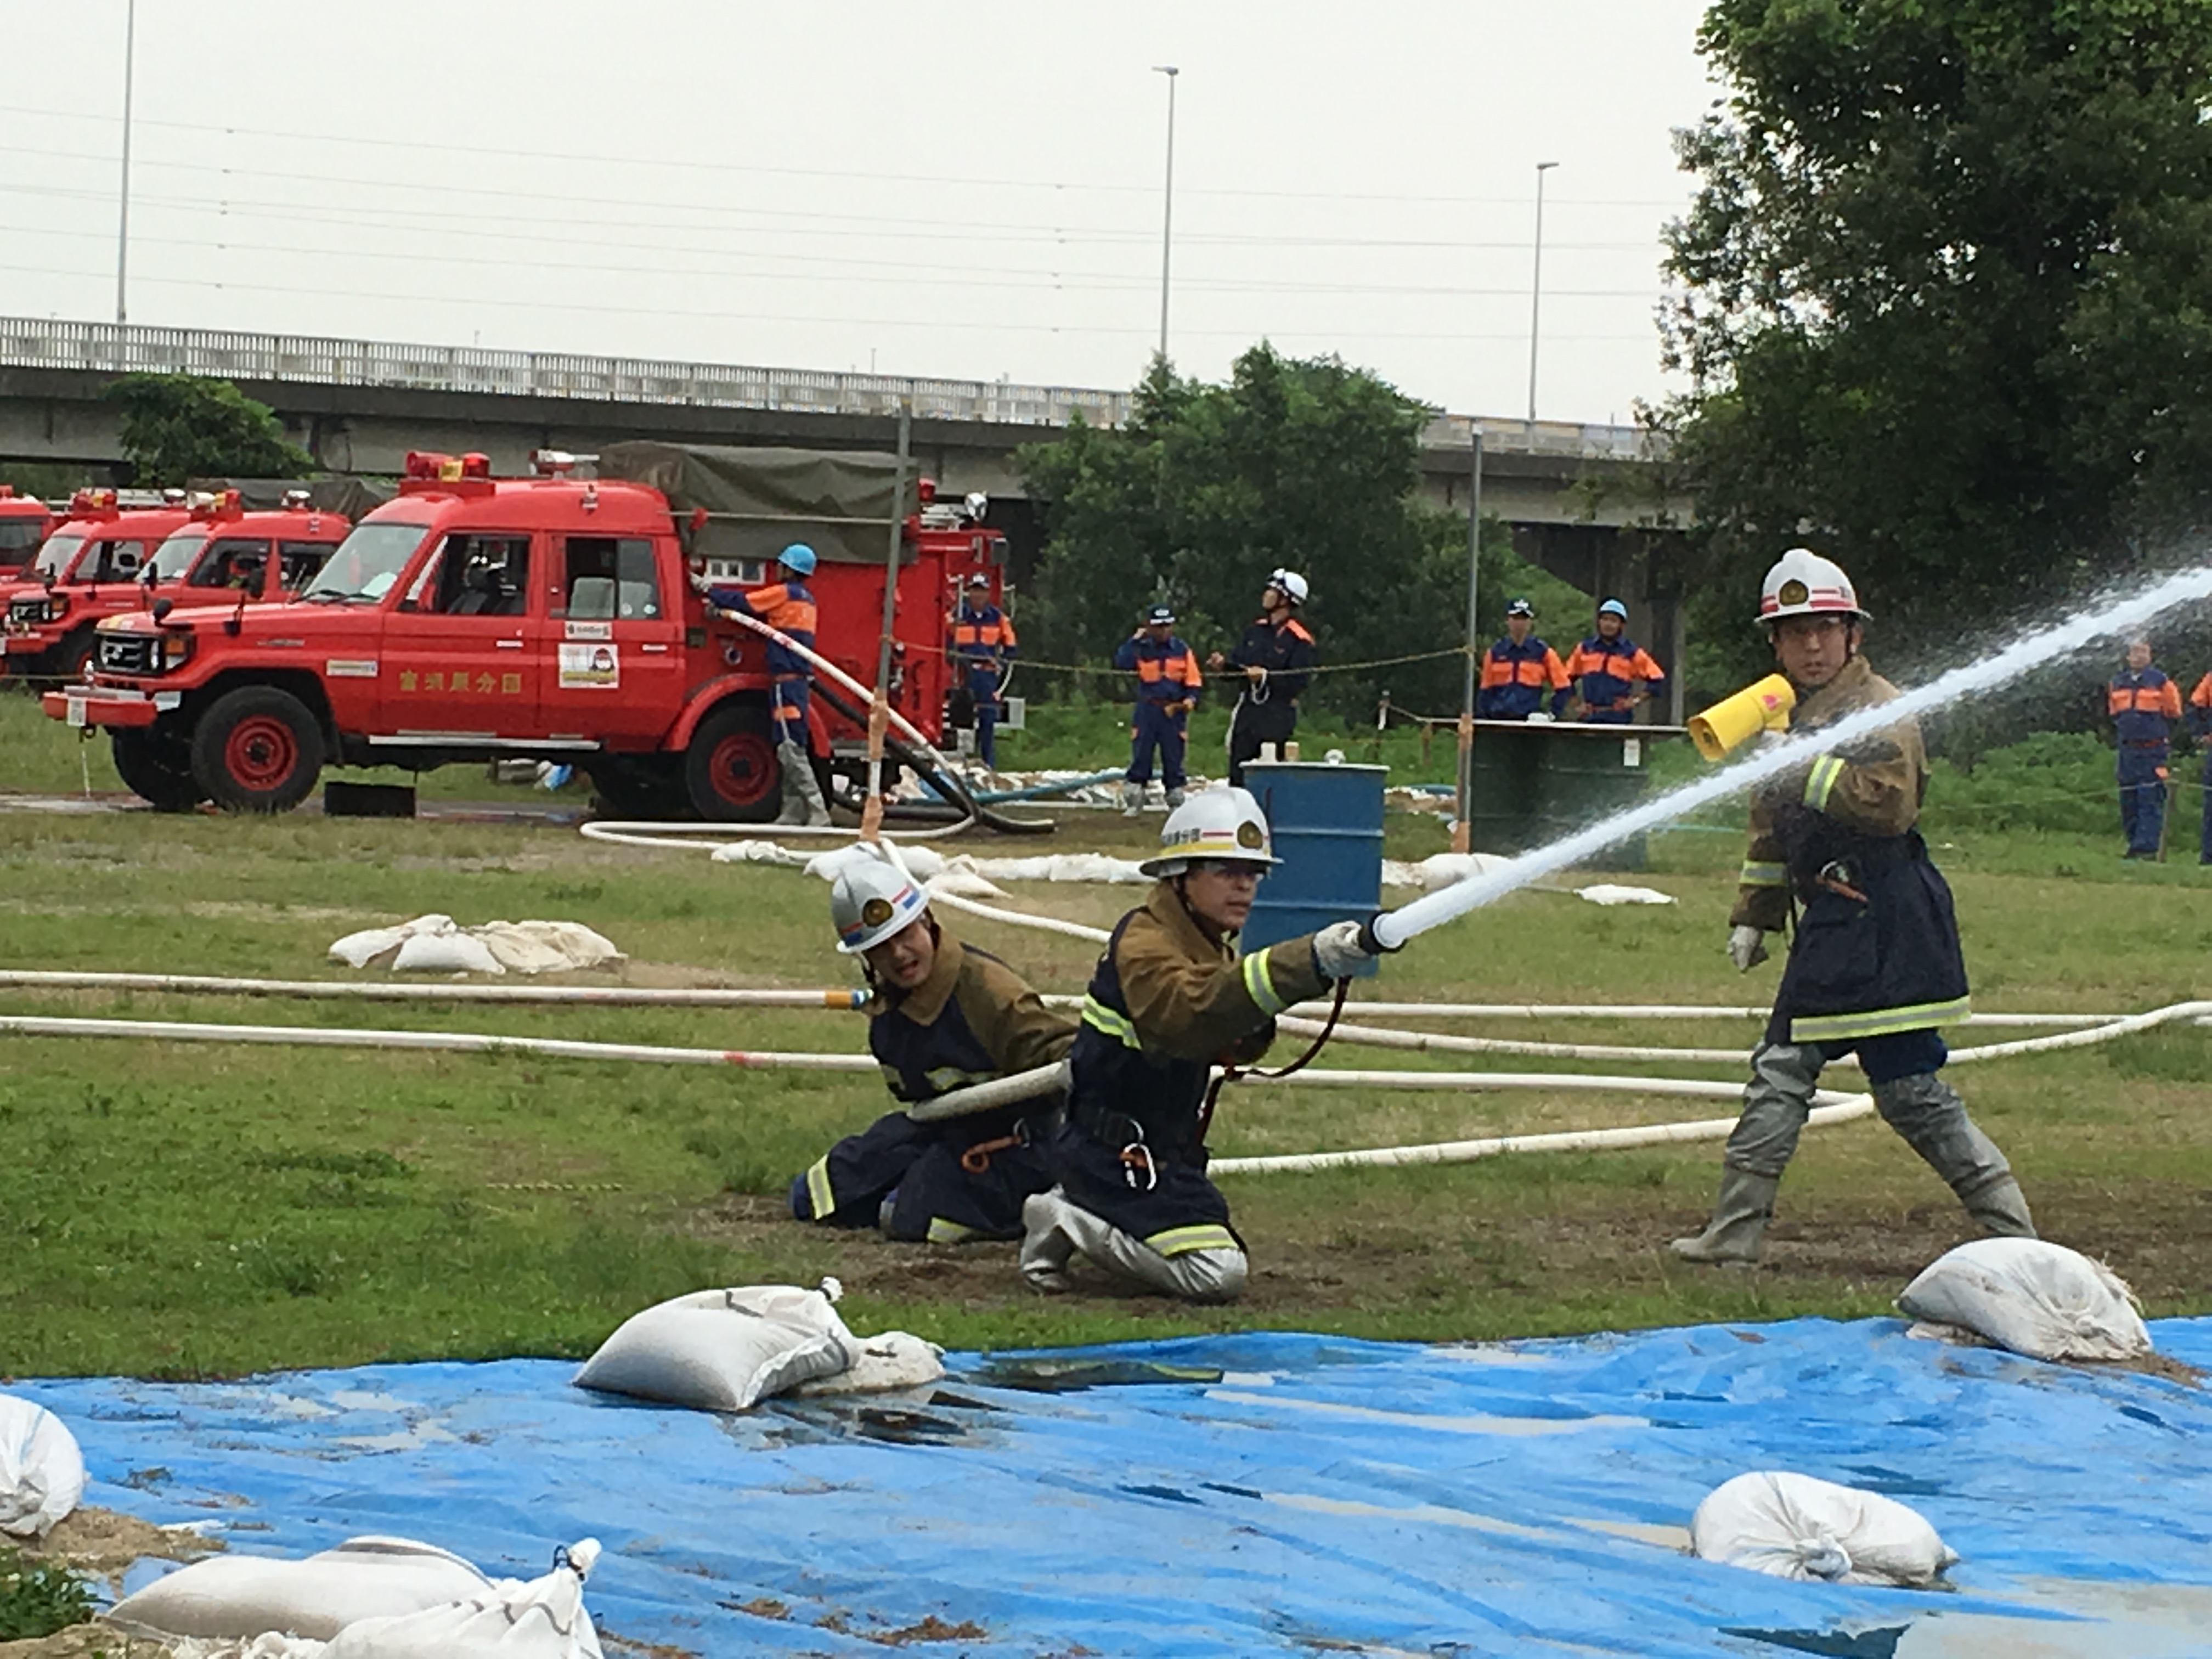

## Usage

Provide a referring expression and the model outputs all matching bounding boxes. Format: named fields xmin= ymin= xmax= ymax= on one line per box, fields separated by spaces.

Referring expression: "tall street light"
xmin=117 ymin=0 xmax=138 ymax=325
xmin=1153 ymin=65 xmax=1179 ymax=364
xmin=1526 ymin=160 xmax=1558 ymax=423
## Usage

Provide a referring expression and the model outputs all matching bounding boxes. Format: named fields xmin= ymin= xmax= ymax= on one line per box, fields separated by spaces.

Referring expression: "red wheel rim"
xmin=224 ymin=714 xmax=299 ymax=791
xmin=707 ymin=729 xmax=776 ymax=807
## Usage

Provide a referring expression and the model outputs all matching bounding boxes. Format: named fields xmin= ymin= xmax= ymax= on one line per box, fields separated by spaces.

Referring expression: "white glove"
xmin=1312 ymin=919 xmax=1377 ymax=979
xmin=688 ymin=569 xmax=714 ymax=595
xmin=1525 ymin=710 xmax=1555 ymax=724
xmin=1727 ymin=924 xmax=1771 ymax=973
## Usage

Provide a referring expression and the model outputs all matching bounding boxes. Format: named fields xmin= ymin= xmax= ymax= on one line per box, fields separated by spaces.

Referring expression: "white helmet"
xmin=1758 ymin=548 xmax=1867 ymax=626
xmin=1139 ymin=786 xmax=1282 ymax=877
xmin=831 ymin=858 xmax=929 ymax=954
xmin=1267 ymin=568 xmax=1309 ymax=605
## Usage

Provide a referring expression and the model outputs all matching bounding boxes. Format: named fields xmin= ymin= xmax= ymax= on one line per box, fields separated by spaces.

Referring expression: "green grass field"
xmin=3 ymin=692 xmax=2210 ymax=1382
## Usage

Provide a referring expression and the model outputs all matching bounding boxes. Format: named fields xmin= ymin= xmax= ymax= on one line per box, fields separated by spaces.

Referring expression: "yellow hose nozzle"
xmin=1687 ymin=674 xmax=1796 ymax=761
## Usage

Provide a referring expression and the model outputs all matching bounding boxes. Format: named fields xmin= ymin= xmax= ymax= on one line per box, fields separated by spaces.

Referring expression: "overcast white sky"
xmin=5 ymin=1 xmax=1719 ymax=424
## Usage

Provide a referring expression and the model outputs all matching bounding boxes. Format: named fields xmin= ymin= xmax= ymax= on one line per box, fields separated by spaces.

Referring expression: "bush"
xmin=1922 ymin=731 xmax=2124 ymax=837
xmin=0 ymin=1546 xmax=94 ymax=1640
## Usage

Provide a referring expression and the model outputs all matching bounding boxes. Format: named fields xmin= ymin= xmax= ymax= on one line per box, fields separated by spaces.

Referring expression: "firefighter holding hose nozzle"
xmin=1671 ymin=549 xmax=2036 ymax=1266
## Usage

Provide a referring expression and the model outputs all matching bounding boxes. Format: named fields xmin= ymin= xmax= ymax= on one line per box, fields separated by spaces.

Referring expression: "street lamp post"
xmin=1152 ymin=65 xmax=1179 ymax=364
xmin=1526 ymin=160 xmax=1558 ymax=424
xmin=116 ymin=0 xmax=137 ymax=325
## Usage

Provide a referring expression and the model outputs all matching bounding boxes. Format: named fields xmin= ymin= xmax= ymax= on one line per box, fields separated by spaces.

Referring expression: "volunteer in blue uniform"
xmin=2191 ymin=669 xmax=2212 ymax=865
xmin=1672 ymin=549 xmax=2034 ymax=1265
xmin=1214 ymin=569 xmax=1318 ymax=788
xmin=1020 ymin=787 xmax=1388 ymax=1302
xmin=947 ymin=573 xmax=1017 ymax=769
xmin=1113 ymin=603 xmax=1203 ymax=814
xmin=1475 ymin=597 xmax=1571 ymax=719
xmin=790 ymin=859 xmax=1073 ymax=1243
xmin=2108 ymin=638 xmax=2182 ymax=860
xmin=698 ymin=542 xmax=831 ymax=827
xmin=1563 ymin=598 xmax=1667 ymax=723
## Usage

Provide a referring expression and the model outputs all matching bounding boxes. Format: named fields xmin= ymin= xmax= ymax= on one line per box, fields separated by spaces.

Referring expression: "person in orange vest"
xmin=2190 ymin=667 xmax=2212 ymax=865
xmin=1113 ymin=603 xmax=1203 ymax=814
xmin=2108 ymin=637 xmax=2182 ymax=859
xmin=1476 ymin=597 xmax=1571 ymax=720
xmin=1563 ymin=598 xmax=1666 ymax=723
xmin=946 ymin=573 xmax=1017 ymax=769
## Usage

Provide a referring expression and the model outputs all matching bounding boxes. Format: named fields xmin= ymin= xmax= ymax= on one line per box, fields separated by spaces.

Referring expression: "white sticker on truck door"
xmin=558 ymin=642 xmax=619 ymax=689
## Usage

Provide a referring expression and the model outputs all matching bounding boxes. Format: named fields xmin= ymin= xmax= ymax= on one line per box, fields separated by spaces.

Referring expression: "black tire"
xmin=111 ymin=728 xmax=205 ymax=812
xmin=584 ymin=755 xmax=688 ymax=820
xmin=684 ymin=701 xmax=781 ymax=822
xmin=190 ymin=685 xmax=326 ymax=813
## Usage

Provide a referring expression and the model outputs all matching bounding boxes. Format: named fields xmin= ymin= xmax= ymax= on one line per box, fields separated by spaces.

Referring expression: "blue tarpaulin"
xmin=18 ymin=1315 xmax=2212 ymax=1656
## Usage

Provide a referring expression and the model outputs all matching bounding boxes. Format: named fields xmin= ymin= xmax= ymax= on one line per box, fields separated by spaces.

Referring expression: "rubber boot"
xmin=1120 ymin=782 xmax=1144 ymax=818
xmin=1020 ymin=1190 xmax=1247 ymax=1303
xmin=1669 ymin=1169 xmax=1780 ymax=1265
xmin=775 ymin=741 xmax=832 ymax=828
xmin=1872 ymin=1073 xmax=2036 ymax=1239
xmin=1165 ymin=786 xmax=1187 ymax=809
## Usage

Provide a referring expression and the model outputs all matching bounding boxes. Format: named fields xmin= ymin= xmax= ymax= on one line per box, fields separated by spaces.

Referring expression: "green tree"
xmin=103 ymin=372 xmax=314 ymax=486
xmin=1018 ymin=345 xmax=1563 ymax=719
xmin=1661 ymin=0 xmax=2212 ymax=679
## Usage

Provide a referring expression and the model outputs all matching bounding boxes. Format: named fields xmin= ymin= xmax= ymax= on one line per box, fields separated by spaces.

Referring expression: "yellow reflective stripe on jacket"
xmin=804 ymin=1156 xmax=836 ymax=1222
xmin=1739 ymin=860 xmax=1787 ymax=888
xmin=1789 ymin=996 xmax=1972 ymax=1043
xmin=1081 ymin=995 xmax=1143 ymax=1049
xmin=1804 ymin=754 xmax=1846 ymax=812
xmin=1240 ymin=947 xmax=1288 ymax=1015
xmin=926 ymin=1217 xmax=980 ymax=1245
xmin=1146 ymin=1222 xmax=1240 ymax=1258
xmin=923 ymin=1065 xmax=997 ymax=1093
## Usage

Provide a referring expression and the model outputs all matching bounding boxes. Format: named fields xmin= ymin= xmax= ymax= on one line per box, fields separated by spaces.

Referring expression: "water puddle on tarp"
xmin=16 ymin=1316 xmax=2212 ymax=1657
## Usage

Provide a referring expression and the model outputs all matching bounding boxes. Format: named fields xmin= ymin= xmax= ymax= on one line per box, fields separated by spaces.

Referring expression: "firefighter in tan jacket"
xmin=1021 ymin=787 xmax=1387 ymax=1301
xmin=1672 ymin=550 xmax=2035 ymax=1265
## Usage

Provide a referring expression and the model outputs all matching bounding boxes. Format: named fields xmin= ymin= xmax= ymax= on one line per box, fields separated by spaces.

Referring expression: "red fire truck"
xmin=4 ymin=490 xmax=349 ymax=682
xmin=45 ymin=445 xmax=1018 ymax=821
xmin=0 ymin=486 xmax=55 ymax=581
xmin=1 ymin=491 xmax=195 ymax=680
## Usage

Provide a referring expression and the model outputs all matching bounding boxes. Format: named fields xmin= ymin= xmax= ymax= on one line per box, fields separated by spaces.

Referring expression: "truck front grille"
xmin=96 ymin=634 xmax=159 ymax=675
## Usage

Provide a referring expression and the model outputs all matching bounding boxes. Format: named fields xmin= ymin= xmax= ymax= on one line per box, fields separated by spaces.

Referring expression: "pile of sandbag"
xmin=328 ymin=916 xmax=624 ymax=976
xmin=574 ymin=1278 xmax=943 ymax=1412
xmin=1898 ymin=1237 xmax=2153 ymax=1362
xmin=0 ymin=1393 xmax=84 ymax=1538
xmin=1690 ymin=1471 xmax=1957 ymax=1588
xmin=106 ymin=1534 xmax=603 ymax=1658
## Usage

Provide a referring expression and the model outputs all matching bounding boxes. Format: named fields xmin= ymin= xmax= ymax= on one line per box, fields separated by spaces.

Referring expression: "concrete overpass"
xmin=0 ymin=317 xmax=1690 ymax=710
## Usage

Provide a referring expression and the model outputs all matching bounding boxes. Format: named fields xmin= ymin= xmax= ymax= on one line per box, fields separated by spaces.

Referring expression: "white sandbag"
xmin=108 ymin=1537 xmax=494 ymax=1641
xmin=961 ymin=853 xmax=1150 ymax=884
xmin=1690 ymin=1471 xmax=1957 ymax=1587
xmin=574 ymin=1280 xmax=855 ymax=1412
xmin=707 ymin=839 xmax=810 ymax=867
xmin=1575 ymin=883 xmax=1676 ymax=906
xmin=325 ymin=1539 xmax=602 ymax=1659
xmin=390 ymin=928 xmax=506 ymax=976
xmin=1413 ymin=852 xmax=1515 ymax=892
xmin=0 ymin=1394 xmax=86 ymax=1538
xmin=803 ymin=843 xmax=944 ymax=884
xmin=473 ymin=921 xmax=624 ymax=975
xmin=797 ymin=1330 xmax=946 ymax=1396
xmin=328 ymin=913 xmax=450 ymax=970
xmin=1895 ymin=1237 xmax=2152 ymax=1362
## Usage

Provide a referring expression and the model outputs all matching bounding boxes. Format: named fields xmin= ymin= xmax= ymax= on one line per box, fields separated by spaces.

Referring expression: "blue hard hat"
xmin=1505 ymin=597 xmax=1535 ymax=618
xmin=778 ymin=543 xmax=819 ymax=577
xmin=1145 ymin=603 xmax=1176 ymax=627
xmin=1597 ymin=597 xmax=1628 ymax=620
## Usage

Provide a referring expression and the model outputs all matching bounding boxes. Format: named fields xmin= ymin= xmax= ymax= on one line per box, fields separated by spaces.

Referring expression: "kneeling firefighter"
xmin=792 ymin=859 xmax=1074 ymax=1242
xmin=1020 ymin=787 xmax=1388 ymax=1302
xmin=1672 ymin=549 xmax=2035 ymax=1265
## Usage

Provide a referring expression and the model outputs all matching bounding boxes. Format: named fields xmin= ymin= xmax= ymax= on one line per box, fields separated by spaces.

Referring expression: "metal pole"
xmin=1452 ymin=427 xmax=1485 ymax=855
xmin=1526 ymin=161 xmax=1558 ymax=424
xmin=860 ymin=403 xmax=912 ymax=843
xmin=116 ymin=0 xmax=137 ymax=325
xmin=1153 ymin=65 xmax=1179 ymax=363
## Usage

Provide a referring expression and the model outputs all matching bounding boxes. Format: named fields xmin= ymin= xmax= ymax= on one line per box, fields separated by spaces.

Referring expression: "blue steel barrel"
xmin=1239 ymin=761 xmax=1387 ymax=979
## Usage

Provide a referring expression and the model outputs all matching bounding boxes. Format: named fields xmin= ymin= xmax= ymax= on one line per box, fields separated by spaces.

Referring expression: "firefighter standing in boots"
xmin=947 ymin=573 xmax=1017 ymax=770
xmin=2108 ymin=637 xmax=2182 ymax=860
xmin=698 ymin=543 xmax=832 ymax=827
xmin=791 ymin=859 xmax=1073 ymax=1242
xmin=1114 ymin=603 xmax=1203 ymax=813
xmin=1671 ymin=549 xmax=2034 ymax=1265
xmin=1020 ymin=787 xmax=1389 ymax=1302
xmin=1212 ymin=569 xmax=1317 ymax=787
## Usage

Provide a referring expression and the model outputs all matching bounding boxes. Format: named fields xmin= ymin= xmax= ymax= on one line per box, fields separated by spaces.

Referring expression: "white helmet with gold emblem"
xmin=830 ymin=857 xmax=929 ymax=954
xmin=1139 ymin=786 xmax=1282 ymax=878
xmin=1758 ymin=548 xmax=1866 ymax=627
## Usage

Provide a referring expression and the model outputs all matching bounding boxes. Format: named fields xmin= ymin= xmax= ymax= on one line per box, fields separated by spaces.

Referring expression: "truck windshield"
xmin=300 ymin=521 xmax=432 ymax=603
xmin=0 ymin=520 xmax=43 ymax=554
xmin=151 ymin=530 xmax=208 ymax=583
xmin=31 ymin=534 xmax=84 ymax=579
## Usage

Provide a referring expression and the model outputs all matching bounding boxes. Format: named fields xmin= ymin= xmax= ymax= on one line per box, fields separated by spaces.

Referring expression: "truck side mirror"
xmin=152 ymin=597 xmax=173 ymax=622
